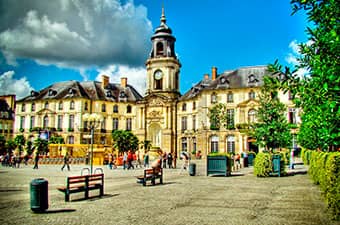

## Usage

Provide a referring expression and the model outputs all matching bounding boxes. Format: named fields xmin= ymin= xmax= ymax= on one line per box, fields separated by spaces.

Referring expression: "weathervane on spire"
xmin=160 ymin=3 xmax=166 ymax=25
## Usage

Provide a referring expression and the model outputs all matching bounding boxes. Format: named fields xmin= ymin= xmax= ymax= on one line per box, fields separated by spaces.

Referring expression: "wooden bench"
xmin=58 ymin=173 xmax=104 ymax=202
xmin=137 ymin=166 xmax=163 ymax=186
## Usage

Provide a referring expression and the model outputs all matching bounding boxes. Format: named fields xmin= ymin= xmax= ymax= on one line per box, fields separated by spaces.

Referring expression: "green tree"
xmin=251 ymin=76 xmax=292 ymax=152
xmin=208 ymin=103 xmax=235 ymax=130
xmin=34 ymin=138 xmax=48 ymax=154
xmin=25 ymin=140 xmax=34 ymax=156
xmin=5 ymin=139 xmax=16 ymax=154
xmin=49 ymin=136 xmax=65 ymax=144
xmin=270 ymin=0 xmax=340 ymax=151
xmin=112 ymin=130 xmax=139 ymax=153
xmin=14 ymin=135 xmax=26 ymax=156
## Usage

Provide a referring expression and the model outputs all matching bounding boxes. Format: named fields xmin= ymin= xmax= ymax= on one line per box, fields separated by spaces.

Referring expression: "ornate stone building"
xmin=14 ymin=8 xmax=299 ymax=158
xmin=0 ymin=95 xmax=15 ymax=139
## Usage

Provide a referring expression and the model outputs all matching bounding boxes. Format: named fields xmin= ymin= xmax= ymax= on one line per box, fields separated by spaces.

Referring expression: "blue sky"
xmin=0 ymin=0 xmax=308 ymax=99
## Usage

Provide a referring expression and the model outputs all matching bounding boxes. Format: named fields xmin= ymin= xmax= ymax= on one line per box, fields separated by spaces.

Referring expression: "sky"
xmin=0 ymin=0 xmax=309 ymax=99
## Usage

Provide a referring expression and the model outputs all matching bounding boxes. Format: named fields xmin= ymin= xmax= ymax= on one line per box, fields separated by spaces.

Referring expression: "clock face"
xmin=154 ymin=70 xmax=163 ymax=80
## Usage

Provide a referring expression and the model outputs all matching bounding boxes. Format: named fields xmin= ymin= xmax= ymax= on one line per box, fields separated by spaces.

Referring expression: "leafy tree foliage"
xmin=270 ymin=0 xmax=339 ymax=151
xmin=14 ymin=135 xmax=26 ymax=155
xmin=49 ymin=136 xmax=65 ymax=144
xmin=208 ymin=103 xmax=235 ymax=130
xmin=112 ymin=130 xmax=139 ymax=153
xmin=34 ymin=138 xmax=49 ymax=154
xmin=251 ymin=76 xmax=292 ymax=152
xmin=5 ymin=139 xmax=16 ymax=154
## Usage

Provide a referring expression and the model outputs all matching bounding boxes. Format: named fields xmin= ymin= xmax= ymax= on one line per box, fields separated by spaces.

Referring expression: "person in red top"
xmin=127 ymin=150 xmax=134 ymax=170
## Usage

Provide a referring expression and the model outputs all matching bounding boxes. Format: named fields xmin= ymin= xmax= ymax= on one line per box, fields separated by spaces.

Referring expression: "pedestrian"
xmin=33 ymin=150 xmax=39 ymax=169
xmin=108 ymin=153 xmax=113 ymax=170
xmin=136 ymin=150 xmax=142 ymax=168
xmin=123 ymin=151 xmax=128 ymax=170
xmin=144 ymin=151 xmax=149 ymax=168
xmin=162 ymin=152 xmax=167 ymax=168
xmin=167 ymin=152 xmax=173 ymax=168
xmin=127 ymin=150 xmax=134 ymax=170
xmin=61 ymin=152 xmax=70 ymax=171
xmin=180 ymin=151 xmax=189 ymax=173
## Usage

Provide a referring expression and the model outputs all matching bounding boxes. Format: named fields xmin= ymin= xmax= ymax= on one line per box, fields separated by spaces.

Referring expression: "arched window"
xmin=113 ymin=105 xmax=118 ymax=113
xmin=210 ymin=135 xmax=219 ymax=153
xmin=70 ymin=101 xmax=75 ymax=110
xmin=101 ymin=103 xmax=106 ymax=112
xmin=84 ymin=102 xmax=88 ymax=111
xmin=43 ymin=115 xmax=49 ymax=128
xmin=127 ymin=105 xmax=132 ymax=113
xmin=21 ymin=104 xmax=26 ymax=112
xmin=192 ymin=101 xmax=196 ymax=110
xmin=181 ymin=137 xmax=187 ymax=151
xmin=156 ymin=42 xmax=164 ymax=56
xmin=31 ymin=103 xmax=35 ymax=112
xmin=248 ymin=109 xmax=257 ymax=123
xmin=227 ymin=135 xmax=235 ymax=153
xmin=182 ymin=103 xmax=187 ymax=111
xmin=126 ymin=118 xmax=132 ymax=131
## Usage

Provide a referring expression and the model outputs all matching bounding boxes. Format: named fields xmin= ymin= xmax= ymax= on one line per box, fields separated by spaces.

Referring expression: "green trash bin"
xmin=30 ymin=178 xmax=48 ymax=212
xmin=189 ymin=163 xmax=196 ymax=176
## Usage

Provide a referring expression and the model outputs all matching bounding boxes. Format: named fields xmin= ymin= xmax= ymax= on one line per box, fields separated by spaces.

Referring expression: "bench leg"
xmin=85 ymin=189 xmax=89 ymax=199
xmin=143 ymin=179 xmax=146 ymax=186
xmin=100 ymin=186 xmax=104 ymax=196
xmin=160 ymin=176 xmax=163 ymax=184
xmin=151 ymin=177 xmax=155 ymax=185
xmin=65 ymin=193 xmax=70 ymax=202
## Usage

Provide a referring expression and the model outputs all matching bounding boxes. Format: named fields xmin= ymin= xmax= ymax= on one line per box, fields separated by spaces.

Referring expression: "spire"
xmin=160 ymin=5 xmax=166 ymax=25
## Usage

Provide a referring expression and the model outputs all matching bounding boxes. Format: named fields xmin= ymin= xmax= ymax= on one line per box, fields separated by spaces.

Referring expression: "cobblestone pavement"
xmin=0 ymin=160 xmax=339 ymax=225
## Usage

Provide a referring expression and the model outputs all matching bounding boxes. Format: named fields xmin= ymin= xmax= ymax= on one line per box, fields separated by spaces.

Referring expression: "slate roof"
xmin=17 ymin=80 xmax=143 ymax=103
xmin=180 ymin=65 xmax=269 ymax=101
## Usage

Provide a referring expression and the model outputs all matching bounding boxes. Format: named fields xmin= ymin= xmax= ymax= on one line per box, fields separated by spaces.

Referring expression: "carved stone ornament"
xmin=150 ymin=98 xmax=164 ymax=106
xmin=149 ymin=110 xmax=162 ymax=118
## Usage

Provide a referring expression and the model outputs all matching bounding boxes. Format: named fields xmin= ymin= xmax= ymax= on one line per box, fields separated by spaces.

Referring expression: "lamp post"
xmin=83 ymin=113 xmax=103 ymax=174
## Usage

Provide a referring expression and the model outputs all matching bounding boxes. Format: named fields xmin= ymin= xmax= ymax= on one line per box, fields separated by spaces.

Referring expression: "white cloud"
xmin=0 ymin=0 xmax=152 ymax=69
xmin=286 ymin=40 xmax=309 ymax=77
xmin=96 ymin=65 xmax=146 ymax=95
xmin=0 ymin=71 xmax=34 ymax=99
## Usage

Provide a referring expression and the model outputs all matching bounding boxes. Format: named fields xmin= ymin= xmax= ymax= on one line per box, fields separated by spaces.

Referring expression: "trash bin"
xmin=30 ymin=178 xmax=48 ymax=213
xmin=189 ymin=163 xmax=196 ymax=176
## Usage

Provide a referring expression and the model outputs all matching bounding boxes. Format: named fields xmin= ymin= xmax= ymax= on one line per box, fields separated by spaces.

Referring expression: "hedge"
xmin=304 ymin=150 xmax=340 ymax=220
xmin=253 ymin=152 xmax=286 ymax=177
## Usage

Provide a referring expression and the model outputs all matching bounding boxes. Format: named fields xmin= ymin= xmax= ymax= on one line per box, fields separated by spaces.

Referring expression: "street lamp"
xmin=83 ymin=113 xmax=103 ymax=174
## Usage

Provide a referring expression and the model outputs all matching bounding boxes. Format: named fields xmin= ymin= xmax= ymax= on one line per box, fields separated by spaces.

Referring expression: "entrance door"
xmin=247 ymin=137 xmax=258 ymax=153
xmin=148 ymin=123 xmax=162 ymax=148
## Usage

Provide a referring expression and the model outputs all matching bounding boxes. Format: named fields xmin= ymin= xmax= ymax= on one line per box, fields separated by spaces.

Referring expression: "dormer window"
xmin=248 ymin=74 xmax=258 ymax=84
xmin=31 ymin=90 xmax=38 ymax=97
xmin=106 ymin=91 xmax=112 ymax=97
xmin=220 ymin=77 xmax=227 ymax=84
xmin=48 ymin=89 xmax=56 ymax=96
xmin=68 ymin=88 xmax=75 ymax=95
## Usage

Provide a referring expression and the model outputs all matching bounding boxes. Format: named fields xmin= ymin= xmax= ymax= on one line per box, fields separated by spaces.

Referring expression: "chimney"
xmin=101 ymin=75 xmax=109 ymax=89
xmin=121 ymin=77 xmax=127 ymax=88
xmin=204 ymin=74 xmax=209 ymax=80
xmin=212 ymin=66 xmax=217 ymax=81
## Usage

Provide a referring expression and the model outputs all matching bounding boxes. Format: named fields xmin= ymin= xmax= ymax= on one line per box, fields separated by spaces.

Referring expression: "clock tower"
xmin=141 ymin=7 xmax=181 ymax=155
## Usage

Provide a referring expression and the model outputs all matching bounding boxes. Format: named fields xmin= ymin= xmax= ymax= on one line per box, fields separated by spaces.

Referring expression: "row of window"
xmin=19 ymin=116 xmax=133 ymax=131
xmin=180 ymin=91 xmax=257 ymax=112
xmin=21 ymin=102 xmax=133 ymax=114
xmin=181 ymin=135 xmax=235 ymax=153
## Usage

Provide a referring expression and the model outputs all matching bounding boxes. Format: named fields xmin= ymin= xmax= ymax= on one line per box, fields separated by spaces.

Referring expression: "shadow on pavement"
xmin=35 ymin=209 xmax=76 ymax=214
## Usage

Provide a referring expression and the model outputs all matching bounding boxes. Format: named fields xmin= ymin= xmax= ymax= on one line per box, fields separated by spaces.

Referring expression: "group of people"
xmin=0 ymin=151 xmax=40 ymax=169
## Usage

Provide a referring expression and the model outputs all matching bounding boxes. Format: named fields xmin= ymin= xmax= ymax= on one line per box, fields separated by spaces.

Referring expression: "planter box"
xmin=207 ymin=156 xmax=231 ymax=176
xmin=271 ymin=155 xmax=282 ymax=177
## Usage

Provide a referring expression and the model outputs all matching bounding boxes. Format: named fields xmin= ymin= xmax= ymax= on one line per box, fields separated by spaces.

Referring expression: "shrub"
xmin=254 ymin=152 xmax=272 ymax=177
xmin=324 ymin=153 xmax=340 ymax=220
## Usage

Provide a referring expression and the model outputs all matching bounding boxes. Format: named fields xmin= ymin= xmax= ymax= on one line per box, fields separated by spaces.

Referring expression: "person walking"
xmin=127 ymin=150 xmax=134 ymax=170
xmin=144 ymin=151 xmax=149 ymax=168
xmin=167 ymin=152 xmax=173 ymax=168
xmin=180 ymin=151 xmax=189 ymax=173
xmin=123 ymin=151 xmax=128 ymax=170
xmin=61 ymin=152 xmax=70 ymax=171
xmin=33 ymin=150 xmax=39 ymax=169
xmin=162 ymin=152 xmax=167 ymax=168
